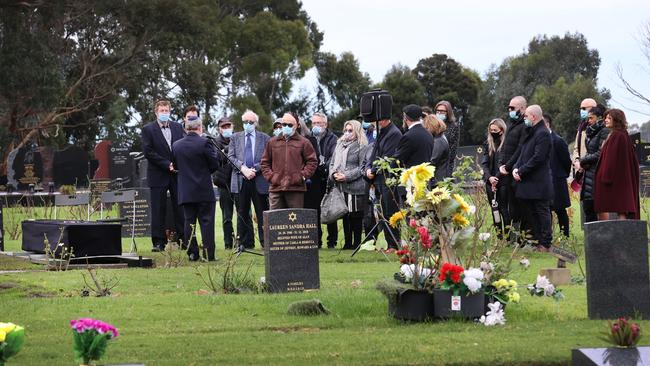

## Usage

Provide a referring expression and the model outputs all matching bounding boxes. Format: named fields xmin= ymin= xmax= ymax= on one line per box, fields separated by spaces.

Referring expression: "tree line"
xmin=0 ymin=0 xmax=612 ymax=170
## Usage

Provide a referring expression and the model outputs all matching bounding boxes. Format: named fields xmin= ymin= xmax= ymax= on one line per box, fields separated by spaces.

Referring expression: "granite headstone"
xmin=109 ymin=144 xmax=132 ymax=187
xmin=53 ymin=146 xmax=90 ymax=187
xmin=12 ymin=146 xmax=43 ymax=190
xmin=572 ymin=346 xmax=650 ymax=366
xmin=263 ymin=208 xmax=319 ymax=292
xmin=456 ymin=145 xmax=482 ymax=166
xmin=119 ymin=188 xmax=151 ymax=237
xmin=93 ymin=140 xmax=111 ymax=179
xmin=640 ymin=166 xmax=650 ymax=197
xmin=584 ymin=220 xmax=650 ymax=319
xmin=636 ymin=142 xmax=650 ymax=166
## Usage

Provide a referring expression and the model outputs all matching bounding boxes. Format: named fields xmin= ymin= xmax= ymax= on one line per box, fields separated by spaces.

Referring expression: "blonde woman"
xmin=423 ymin=113 xmax=449 ymax=184
xmin=327 ymin=120 xmax=369 ymax=249
xmin=480 ymin=118 xmax=509 ymax=232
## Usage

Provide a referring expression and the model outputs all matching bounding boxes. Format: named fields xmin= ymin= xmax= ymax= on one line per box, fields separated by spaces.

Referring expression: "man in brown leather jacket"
xmin=261 ymin=112 xmax=318 ymax=209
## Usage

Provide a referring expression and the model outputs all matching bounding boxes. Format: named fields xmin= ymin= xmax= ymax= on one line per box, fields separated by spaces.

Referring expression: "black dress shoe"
xmin=188 ymin=253 xmax=200 ymax=261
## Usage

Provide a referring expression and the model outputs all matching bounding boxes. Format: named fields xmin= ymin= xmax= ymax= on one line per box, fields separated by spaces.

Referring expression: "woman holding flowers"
xmin=328 ymin=120 xmax=370 ymax=249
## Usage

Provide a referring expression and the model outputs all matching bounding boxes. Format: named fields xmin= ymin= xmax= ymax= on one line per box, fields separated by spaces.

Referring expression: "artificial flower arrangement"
xmin=0 ymin=322 xmax=25 ymax=366
xmin=70 ymin=318 xmax=118 ymax=365
xmin=488 ymin=278 xmax=521 ymax=305
xmin=604 ymin=317 xmax=642 ymax=347
xmin=527 ymin=275 xmax=564 ymax=300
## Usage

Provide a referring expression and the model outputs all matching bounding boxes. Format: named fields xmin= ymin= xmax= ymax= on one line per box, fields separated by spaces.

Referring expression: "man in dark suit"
xmin=513 ymin=105 xmax=553 ymax=251
xmin=227 ymin=110 xmax=270 ymax=249
xmin=545 ymin=114 xmax=571 ymax=237
xmin=212 ymin=117 xmax=235 ymax=249
xmin=141 ymin=100 xmax=186 ymax=251
xmin=364 ymin=112 xmax=403 ymax=250
xmin=395 ymin=104 xmax=434 ymax=168
xmin=172 ymin=111 xmax=220 ymax=261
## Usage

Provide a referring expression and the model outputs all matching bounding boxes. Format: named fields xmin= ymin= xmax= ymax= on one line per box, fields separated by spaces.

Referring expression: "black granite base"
xmin=572 ymin=346 xmax=650 ymax=366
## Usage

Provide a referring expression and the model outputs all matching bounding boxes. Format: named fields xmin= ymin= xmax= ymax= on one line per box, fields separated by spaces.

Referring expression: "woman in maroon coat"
xmin=594 ymin=109 xmax=640 ymax=220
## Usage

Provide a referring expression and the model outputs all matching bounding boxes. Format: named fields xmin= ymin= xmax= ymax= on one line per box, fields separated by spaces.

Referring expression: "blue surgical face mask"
xmin=580 ymin=109 xmax=588 ymax=119
xmin=372 ymin=130 xmax=377 ymax=139
xmin=509 ymin=110 xmax=518 ymax=120
xmin=312 ymin=126 xmax=322 ymax=136
xmin=273 ymin=128 xmax=282 ymax=137
xmin=362 ymin=121 xmax=371 ymax=130
xmin=158 ymin=113 xmax=170 ymax=122
xmin=243 ymin=122 xmax=255 ymax=133
xmin=222 ymin=128 xmax=233 ymax=138
xmin=282 ymin=125 xmax=294 ymax=137
xmin=436 ymin=113 xmax=447 ymax=122
xmin=524 ymin=118 xmax=532 ymax=127
xmin=187 ymin=115 xmax=199 ymax=122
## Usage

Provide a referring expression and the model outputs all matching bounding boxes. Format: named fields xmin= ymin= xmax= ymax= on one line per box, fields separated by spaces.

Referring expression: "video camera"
xmin=359 ymin=89 xmax=392 ymax=122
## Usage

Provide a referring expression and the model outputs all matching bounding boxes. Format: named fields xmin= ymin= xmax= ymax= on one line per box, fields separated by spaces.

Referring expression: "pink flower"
xmin=409 ymin=219 xmax=417 ymax=228
xmin=416 ymin=226 xmax=432 ymax=249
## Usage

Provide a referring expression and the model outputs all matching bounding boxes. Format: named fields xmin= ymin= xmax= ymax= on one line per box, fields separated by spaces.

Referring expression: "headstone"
xmin=119 ymin=188 xmax=151 ymax=238
xmin=639 ymin=166 xmax=650 ymax=197
xmin=635 ymin=142 xmax=650 ymax=166
xmin=90 ymin=179 xmax=112 ymax=200
xmin=572 ymin=346 xmax=650 ymax=366
xmin=456 ymin=145 xmax=482 ymax=166
xmin=263 ymin=208 xmax=319 ymax=292
xmin=12 ymin=146 xmax=43 ymax=190
xmin=38 ymin=146 xmax=55 ymax=187
xmin=109 ymin=144 xmax=133 ymax=187
xmin=630 ymin=131 xmax=641 ymax=148
xmin=131 ymin=152 xmax=147 ymax=188
xmin=93 ymin=140 xmax=111 ymax=179
xmin=53 ymin=146 xmax=90 ymax=187
xmin=6 ymin=148 xmax=19 ymax=188
xmin=584 ymin=220 xmax=650 ymax=319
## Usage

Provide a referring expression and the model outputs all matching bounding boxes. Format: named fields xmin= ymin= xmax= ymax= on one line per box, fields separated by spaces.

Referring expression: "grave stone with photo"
xmin=263 ymin=208 xmax=319 ymax=292
xmin=12 ymin=145 xmax=43 ymax=191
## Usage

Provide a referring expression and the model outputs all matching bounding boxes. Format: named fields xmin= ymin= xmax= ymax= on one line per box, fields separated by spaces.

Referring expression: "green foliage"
xmin=72 ymin=330 xmax=110 ymax=364
xmin=0 ymin=326 xmax=25 ymax=365
xmin=380 ymin=64 xmax=426 ymax=122
xmin=315 ymin=51 xmax=371 ymax=115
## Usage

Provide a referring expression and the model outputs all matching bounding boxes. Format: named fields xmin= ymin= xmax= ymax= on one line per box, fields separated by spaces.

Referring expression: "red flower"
xmin=450 ymin=272 xmax=461 ymax=284
xmin=438 ymin=262 xmax=464 ymax=283
xmin=409 ymin=218 xmax=418 ymax=228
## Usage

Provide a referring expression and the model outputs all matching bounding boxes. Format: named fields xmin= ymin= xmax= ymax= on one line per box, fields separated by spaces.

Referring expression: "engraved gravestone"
xmin=12 ymin=146 xmax=43 ymax=190
xmin=109 ymin=144 xmax=132 ymax=187
xmin=119 ymin=188 xmax=151 ymax=237
xmin=584 ymin=220 xmax=650 ymax=319
xmin=639 ymin=166 xmax=650 ymax=197
xmin=263 ymin=208 xmax=319 ymax=292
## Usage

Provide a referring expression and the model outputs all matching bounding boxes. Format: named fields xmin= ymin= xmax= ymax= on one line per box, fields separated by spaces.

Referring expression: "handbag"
xmin=491 ymin=198 xmax=502 ymax=225
xmin=320 ymin=183 xmax=349 ymax=224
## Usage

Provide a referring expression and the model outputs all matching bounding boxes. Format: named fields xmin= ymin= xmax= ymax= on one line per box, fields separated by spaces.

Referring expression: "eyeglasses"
xmin=507 ymin=106 xmax=516 ymax=111
xmin=281 ymin=123 xmax=294 ymax=127
xmin=435 ymin=109 xmax=446 ymax=114
xmin=243 ymin=120 xmax=255 ymax=125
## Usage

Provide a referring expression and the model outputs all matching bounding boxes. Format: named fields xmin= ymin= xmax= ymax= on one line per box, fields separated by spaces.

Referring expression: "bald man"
xmin=572 ymin=98 xmax=598 ymax=162
xmin=512 ymin=105 xmax=553 ymax=251
xmin=498 ymin=95 xmax=529 ymax=231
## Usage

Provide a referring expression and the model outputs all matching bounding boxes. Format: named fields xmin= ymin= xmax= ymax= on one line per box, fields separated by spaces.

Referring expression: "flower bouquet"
xmin=487 ymin=278 xmax=520 ymax=306
xmin=70 ymin=318 xmax=118 ymax=365
xmin=604 ymin=317 xmax=642 ymax=347
xmin=527 ymin=275 xmax=564 ymax=300
xmin=433 ymin=263 xmax=486 ymax=319
xmin=0 ymin=323 xmax=25 ymax=366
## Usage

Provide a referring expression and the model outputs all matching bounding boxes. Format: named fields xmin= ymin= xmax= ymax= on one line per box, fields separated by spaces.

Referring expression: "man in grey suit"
xmin=228 ymin=110 xmax=270 ymax=249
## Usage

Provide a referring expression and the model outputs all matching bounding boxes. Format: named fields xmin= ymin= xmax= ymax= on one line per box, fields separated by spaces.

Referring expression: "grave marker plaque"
xmin=109 ymin=145 xmax=132 ymax=187
xmin=584 ymin=220 xmax=650 ymax=319
xmin=119 ymin=188 xmax=151 ymax=237
xmin=263 ymin=208 xmax=319 ymax=292
xmin=640 ymin=166 xmax=650 ymax=197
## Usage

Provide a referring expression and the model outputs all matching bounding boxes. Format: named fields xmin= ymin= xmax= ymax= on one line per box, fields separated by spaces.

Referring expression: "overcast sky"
xmin=298 ymin=0 xmax=650 ymax=124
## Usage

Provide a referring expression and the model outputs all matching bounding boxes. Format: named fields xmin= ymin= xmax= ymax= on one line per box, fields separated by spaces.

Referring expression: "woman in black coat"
xmin=422 ymin=113 xmax=450 ymax=185
xmin=435 ymin=101 xmax=459 ymax=176
xmin=480 ymin=118 xmax=509 ymax=234
xmin=574 ymin=105 xmax=609 ymax=223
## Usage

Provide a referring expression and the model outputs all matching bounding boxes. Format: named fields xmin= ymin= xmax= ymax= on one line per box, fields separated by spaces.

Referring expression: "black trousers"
xmin=521 ymin=199 xmax=552 ymax=247
xmin=237 ymin=179 xmax=268 ymax=248
xmin=342 ymin=211 xmax=364 ymax=249
xmin=552 ymin=207 xmax=570 ymax=237
xmin=183 ymin=201 xmax=216 ymax=259
xmin=218 ymin=186 xmax=234 ymax=249
xmin=377 ymin=182 xmax=400 ymax=249
xmin=150 ymin=182 xmax=184 ymax=248
xmin=582 ymin=199 xmax=597 ymax=223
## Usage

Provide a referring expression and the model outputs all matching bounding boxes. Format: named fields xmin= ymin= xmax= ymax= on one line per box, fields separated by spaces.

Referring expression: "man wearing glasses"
xmin=261 ymin=112 xmax=318 ymax=210
xmin=498 ymin=96 xmax=529 ymax=232
xmin=228 ymin=110 xmax=270 ymax=249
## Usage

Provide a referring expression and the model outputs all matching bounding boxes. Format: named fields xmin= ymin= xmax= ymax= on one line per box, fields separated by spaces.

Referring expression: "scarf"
xmin=332 ymin=139 xmax=357 ymax=175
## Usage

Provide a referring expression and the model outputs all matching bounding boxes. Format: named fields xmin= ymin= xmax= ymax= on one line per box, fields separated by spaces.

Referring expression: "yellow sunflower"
xmin=452 ymin=213 xmax=469 ymax=227
xmin=400 ymin=162 xmax=435 ymax=187
xmin=426 ymin=186 xmax=451 ymax=205
xmin=389 ymin=210 xmax=407 ymax=228
xmin=453 ymin=193 xmax=471 ymax=213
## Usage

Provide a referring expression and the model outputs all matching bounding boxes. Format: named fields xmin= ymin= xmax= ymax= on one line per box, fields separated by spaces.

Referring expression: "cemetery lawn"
xmin=2 ymin=198 xmax=650 ymax=365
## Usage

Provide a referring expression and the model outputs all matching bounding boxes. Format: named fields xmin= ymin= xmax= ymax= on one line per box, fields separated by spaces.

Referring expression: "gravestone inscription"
xmin=109 ymin=145 xmax=132 ymax=187
xmin=13 ymin=146 xmax=43 ymax=190
xmin=263 ymin=208 xmax=319 ymax=293
xmin=584 ymin=220 xmax=650 ymax=319
xmin=119 ymin=188 xmax=151 ymax=237
xmin=640 ymin=166 xmax=650 ymax=197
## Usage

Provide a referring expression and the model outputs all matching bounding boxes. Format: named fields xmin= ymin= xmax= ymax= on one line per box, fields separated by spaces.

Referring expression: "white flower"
xmin=519 ymin=258 xmax=530 ymax=268
xmin=462 ymin=268 xmax=484 ymax=293
xmin=259 ymin=276 xmax=266 ymax=284
xmin=469 ymin=205 xmax=477 ymax=214
xmin=480 ymin=302 xmax=506 ymax=326
xmin=401 ymin=264 xmax=432 ymax=280
xmin=535 ymin=275 xmax=551 ymax=290
xmin=478 ymin=233 xmax=491 ymax=242
xmin=543 ymin=283 xmax=556 ymax=297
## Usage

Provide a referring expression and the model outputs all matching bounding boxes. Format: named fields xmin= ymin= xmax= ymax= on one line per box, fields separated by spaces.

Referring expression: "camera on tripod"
xmin=359 ymin=89 xmax=392 ymax=122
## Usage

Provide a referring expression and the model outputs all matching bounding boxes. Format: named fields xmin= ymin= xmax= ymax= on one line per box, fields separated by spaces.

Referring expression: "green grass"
xmin=1 ymin=195 xmax=649 ymax=365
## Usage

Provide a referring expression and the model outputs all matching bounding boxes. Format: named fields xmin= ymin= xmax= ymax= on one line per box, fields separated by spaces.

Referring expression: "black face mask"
xmin=490 ymin=132 xmax=502 ymax=140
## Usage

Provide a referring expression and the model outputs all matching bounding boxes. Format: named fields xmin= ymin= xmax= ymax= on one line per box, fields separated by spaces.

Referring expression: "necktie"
xmin=244 ymin=133 xmax=254 ymax=168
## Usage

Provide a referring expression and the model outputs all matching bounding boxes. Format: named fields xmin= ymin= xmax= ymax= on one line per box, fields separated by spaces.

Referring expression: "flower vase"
xmin=389 ymin=288 xmax=435 ymax=322
xmin=433 ymin=289 xmax=485 ymax=320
